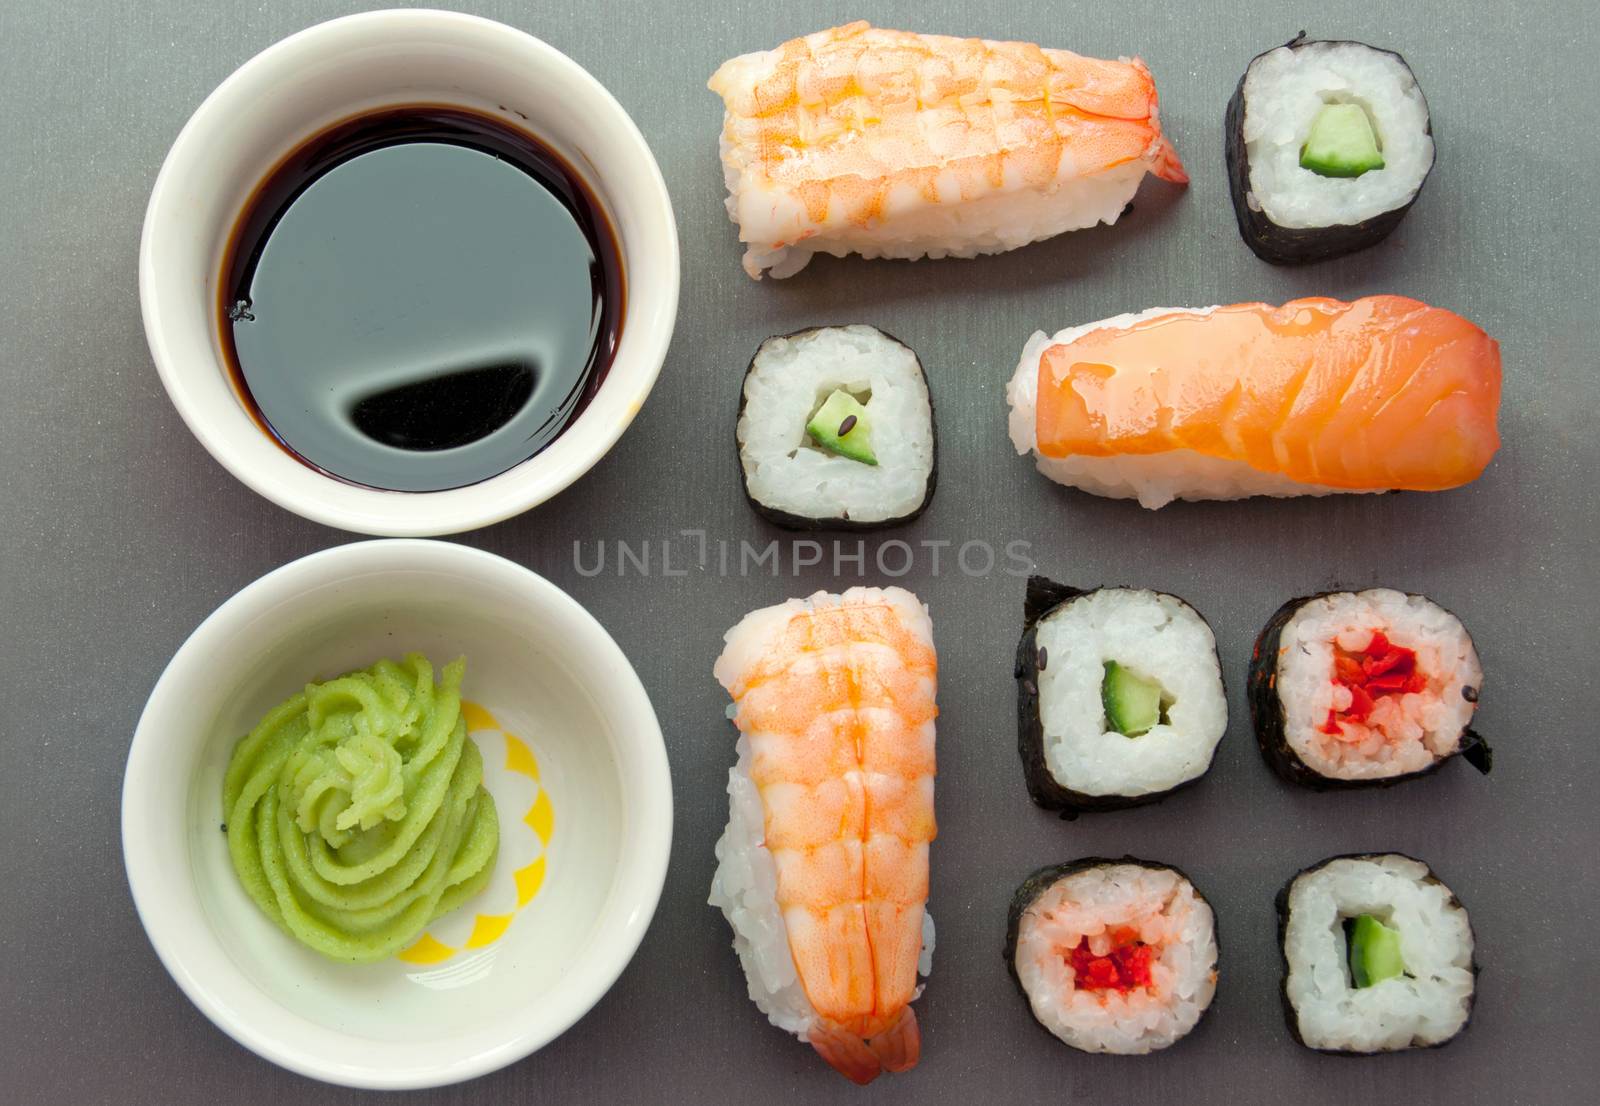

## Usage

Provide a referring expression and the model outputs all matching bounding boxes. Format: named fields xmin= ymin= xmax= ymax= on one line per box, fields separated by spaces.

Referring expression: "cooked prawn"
xmin=713 ymin=587 xmax=937 ymax=1083
xmin=710 ymin=22 xmax=1186 ymax=278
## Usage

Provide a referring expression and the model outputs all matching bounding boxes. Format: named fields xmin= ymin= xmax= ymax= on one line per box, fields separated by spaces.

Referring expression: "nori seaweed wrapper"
xmin=1248 ymin=591 xmax=1492 ymax=790
xmin=735 ymin=325 xmax=937 ymax=531
xmin=1225 ymin=34 xmax=1434 ymax=265
xmin=1005 ymin=857 xmax=1219 ymax=1048
xmin=1276 ymin=852 xmax=1477 ymax=1054
xmin=1016 ymin=575 xmax=1221 ymax=817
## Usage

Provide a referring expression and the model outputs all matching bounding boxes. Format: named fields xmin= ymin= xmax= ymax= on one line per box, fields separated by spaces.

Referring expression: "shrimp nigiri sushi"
xmin=710 ymin=588 xmax=937 ymax=1084
xmin=1006 ymin=295 xmax=1501 ymax=508
xmin=708 ymin=22 xmax=1187 ymax=279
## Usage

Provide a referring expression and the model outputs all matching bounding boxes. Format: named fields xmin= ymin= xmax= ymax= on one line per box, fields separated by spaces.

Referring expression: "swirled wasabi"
xmin=222 ymin=654 xmax=498 ymax=962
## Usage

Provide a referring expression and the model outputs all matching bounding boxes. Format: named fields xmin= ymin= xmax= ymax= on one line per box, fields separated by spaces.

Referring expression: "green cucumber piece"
xmin=1347 ymin=913 xmax=1405 ymax=988
xmin=1300 ymin=103 xmax=1385 ymax=178
xmin=806 ymin=390 xmax=877 ymax=465
xmin=1101 ymin=662 xmax=1163 ymax=737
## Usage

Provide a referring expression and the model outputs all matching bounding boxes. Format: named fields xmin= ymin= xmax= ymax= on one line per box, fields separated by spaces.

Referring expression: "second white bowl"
xmin=122 ymin=540 xmax=673 ymax=1088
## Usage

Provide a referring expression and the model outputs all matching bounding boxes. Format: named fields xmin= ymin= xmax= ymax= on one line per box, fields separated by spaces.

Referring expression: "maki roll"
xmin=737 ymin=325 xmax=935 ymax=529
xmin=1017 ymin=577 xmax=1227 ymax=815
xmin=1006 ymin=859 xmax=1218 ymax=1054
xmin=1279 ymin=854 xmax=1475 ymax=1053
xmin=1225 ymin=36 xmax=1434 ymax=264
xmin=1249 ymin=588 xmax=1491 ymax=788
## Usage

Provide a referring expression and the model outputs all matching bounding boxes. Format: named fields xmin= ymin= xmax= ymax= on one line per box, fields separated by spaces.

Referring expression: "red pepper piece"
xmin=1335 ymin=655 xmax=1364 ymax=682
xmin=1345 ymin=683 xmax=1376 ymax=720
xmin=1067 ymin=935 xmax=1155 ymax=993
xmin=1118 ymin=943 xmax=1155 ymax=988
xmin=1325 ymin=630 xmax=1424 ymax=731
xmin=1084 ymin=957 xmax=1120 ymax=989
xmin=1363 ymin=648 xmax=1412 ymax=679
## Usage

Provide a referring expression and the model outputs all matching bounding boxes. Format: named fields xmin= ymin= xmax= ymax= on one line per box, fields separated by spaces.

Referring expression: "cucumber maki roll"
xmin=1279 ymin=854 xmax=1475 ymax=1053
xmin=1006 ymin=858 xmax=1218 ymax=1055
xmin=736 ymin=325 xmax=935 ymax=530
xmin=1225 ymin=35 xmax=1434 ymax=264
xmin=1016 ymin=577 xmax=1227 ymax=816
xmin=1248 ymin=588 xmax=1491 ymax=789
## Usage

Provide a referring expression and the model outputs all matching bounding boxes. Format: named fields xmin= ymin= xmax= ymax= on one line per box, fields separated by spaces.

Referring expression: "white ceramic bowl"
xmin=122 ymin=540 xmax=673 ymax=1088
xmin=139 ymin=10 xmax=679 ymax=535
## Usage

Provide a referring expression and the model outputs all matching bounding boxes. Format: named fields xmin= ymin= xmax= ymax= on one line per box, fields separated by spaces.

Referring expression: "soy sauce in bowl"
xmin=220 ymin=106 xmax=624 ymax=492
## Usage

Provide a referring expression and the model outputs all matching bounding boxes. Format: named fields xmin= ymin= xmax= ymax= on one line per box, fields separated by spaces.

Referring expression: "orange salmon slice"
xmin=1035 ymin=295 xmax=1501 ymax=491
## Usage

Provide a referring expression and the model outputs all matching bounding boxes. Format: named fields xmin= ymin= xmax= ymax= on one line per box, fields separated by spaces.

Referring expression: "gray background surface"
xmin=2 ymin=0 xmax=1596 ymax=1102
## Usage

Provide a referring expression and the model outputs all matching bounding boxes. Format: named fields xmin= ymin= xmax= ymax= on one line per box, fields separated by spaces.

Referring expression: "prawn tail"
xmin=808 ymin=1019 xmax=882 ymax=1086
xmin=866 ymin=1006 xmax=920 ymax=1073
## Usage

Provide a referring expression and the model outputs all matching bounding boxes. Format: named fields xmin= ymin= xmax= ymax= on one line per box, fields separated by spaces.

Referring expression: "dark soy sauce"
xmin=220 ymin=106 xmax=624 ymax=492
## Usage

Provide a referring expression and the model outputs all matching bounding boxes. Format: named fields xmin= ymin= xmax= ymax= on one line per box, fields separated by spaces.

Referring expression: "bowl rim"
xmin=120 ymin=539 xmax=674 ymax=1088
xmin=138 ymin=8 xmax=680 ymax=537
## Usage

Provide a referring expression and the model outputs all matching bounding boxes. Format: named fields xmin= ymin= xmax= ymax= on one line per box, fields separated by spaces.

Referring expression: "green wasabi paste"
xmin=222 ymin=654 xmax=499 ymax=963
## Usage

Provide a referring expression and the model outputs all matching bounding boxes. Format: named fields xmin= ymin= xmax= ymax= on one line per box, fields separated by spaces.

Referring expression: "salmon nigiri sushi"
xmin=709 ymin=22 xmax=1187 ymax=279
xmin=1006 ymin=295 xmax=1501 ymax=508
xmin=709 ymin=588 xmax=937 ymax=1084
